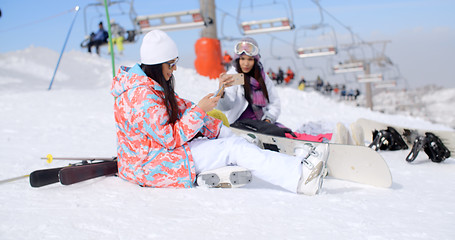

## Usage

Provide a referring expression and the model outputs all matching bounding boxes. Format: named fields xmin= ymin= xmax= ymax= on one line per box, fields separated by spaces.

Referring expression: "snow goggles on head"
xmin=234 ymin=41 xmax=259 ymax=56
xmin=165 ymin=57 xmax=179 ymax=70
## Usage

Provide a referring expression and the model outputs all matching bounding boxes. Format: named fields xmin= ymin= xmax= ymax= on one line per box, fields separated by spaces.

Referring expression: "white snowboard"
xmin=354 ymin=118 xmax=455 ymax=153
xmin=231 ymin=127 xmax=392 ymax=188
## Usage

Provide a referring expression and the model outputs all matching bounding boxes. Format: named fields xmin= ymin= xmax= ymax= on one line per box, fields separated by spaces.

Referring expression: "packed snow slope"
xmin=1 ymin=47 xmax=454 ymax=240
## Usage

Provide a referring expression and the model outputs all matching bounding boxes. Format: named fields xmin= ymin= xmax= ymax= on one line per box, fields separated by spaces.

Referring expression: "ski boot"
xmin=296 ymin=143 xmax=328 ymax=195
xmin=196 ymin=166 xmax=253 ymax=188
xmin=369 ymin=127 xmax=408 ymax=151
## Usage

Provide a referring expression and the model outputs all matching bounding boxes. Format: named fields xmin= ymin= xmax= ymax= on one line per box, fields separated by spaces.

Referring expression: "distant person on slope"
xmin=276 ymin=67 xmax=284 ymax=85
xmin=298 ymin=77 xmax=306 ymax=91
xmin=87 ymin=21 xmax=108 ymax=55
xmin=110 ymin=30 xmax=326 ymax=195
xmin=284 ymin=66 xmax=295 ymax=84
xmin=222 ymin=50 xmax=233 ymax=71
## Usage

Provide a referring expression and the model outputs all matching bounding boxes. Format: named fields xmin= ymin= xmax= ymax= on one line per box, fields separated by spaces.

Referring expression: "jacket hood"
xmin=111 ymin=63 xmax=162 ymax=98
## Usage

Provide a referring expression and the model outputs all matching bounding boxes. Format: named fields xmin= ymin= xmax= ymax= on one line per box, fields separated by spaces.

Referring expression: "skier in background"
xmin=324 ymin=82 xmax=333 ymax=95
xmin=276 ymin=67 xmax=284 ymax=85
xmin=108 ymin=19 xmax=126 ymax=55
xmin=222 ymin=51 xmax=233 ymax=71
xmin=87 ymin=21 xmax=108 ymax=55
xmin=284 ymin=67 xmax=295 ymax=84
xmin=316 ymin=75 xmax=324 ymax=92
xmin=333 ymin=84 xmax=340 ymax=95
xmin=340 ymin=85 xmax=347 ymax=100
xmin=267 ymin=68 xmax=276 ymax=81
xmin=298 ymin=77 xmax=306 ymax=91
xmin=354 ymin=89 xmax=360 ymax=100
xmin=110 ymin=30 xmax=327 ymax=196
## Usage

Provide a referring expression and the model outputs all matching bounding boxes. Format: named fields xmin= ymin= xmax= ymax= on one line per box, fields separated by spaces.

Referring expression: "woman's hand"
xmin=197 ymin=94 xmax=220 ymax=112
xmin=219 ymin=72 xmax=235 ymax=88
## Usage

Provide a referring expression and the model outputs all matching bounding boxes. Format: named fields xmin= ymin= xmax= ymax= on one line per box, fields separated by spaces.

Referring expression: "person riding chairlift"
xmin=87 ymin=21 xmax=108 ymax=55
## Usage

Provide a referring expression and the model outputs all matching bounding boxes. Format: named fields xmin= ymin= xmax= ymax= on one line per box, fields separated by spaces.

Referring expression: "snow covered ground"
xmin=373 ymin=86 xmax=455 ymax=128
xmin=1 ymin=47 xmax=454 ymax=239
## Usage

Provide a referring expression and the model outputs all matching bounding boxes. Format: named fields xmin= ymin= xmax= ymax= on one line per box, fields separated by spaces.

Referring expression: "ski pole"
xmin=41 ymin=154 xmax=117 ymax=163
xmin=48 ymin=6 xmax=80 ymax=90
xmin=0 ymin=174 xmax=30 ymax=185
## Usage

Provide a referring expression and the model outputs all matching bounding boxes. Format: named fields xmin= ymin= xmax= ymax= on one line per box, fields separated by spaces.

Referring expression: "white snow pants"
xmin=188 ymin=126 xmax=302 ymax=193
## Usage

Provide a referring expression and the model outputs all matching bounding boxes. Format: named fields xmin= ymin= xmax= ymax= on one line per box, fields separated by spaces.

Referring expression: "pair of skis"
xmin=29 ymin=155 xmax=118 ymax=188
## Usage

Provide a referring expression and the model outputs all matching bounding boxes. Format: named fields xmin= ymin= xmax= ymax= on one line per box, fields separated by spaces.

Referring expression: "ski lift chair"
xmin=80 ymin=29 xmax=138 ymax=48
xmin=293 ymin=0 xmax=338 ymax=59
xmin=294 ymin=24 xmax=338 ymax=59
xmin=374 ymin=80 xmax=396 ymax=88
xmin=237 ymin=0 xmax=295 ymax=35
xmin=373 ymin=65 xmax=400 ymax=88
xmin=356 ymin=73 xmax=383 ymax=83
xmin=331 ymin=47 xmax=366 ymax=74
xmin=80 ymin=0 xmax=138 ymax=48
xmin=135 ymin=9 xmax=205 ymax=33
xmin=333 ymin=61 xmax=364 ymax=74
xmin=241 ymin=17 xmax=294 ymax=35
xmin=296 ymin=46 xmax=337 ymax=58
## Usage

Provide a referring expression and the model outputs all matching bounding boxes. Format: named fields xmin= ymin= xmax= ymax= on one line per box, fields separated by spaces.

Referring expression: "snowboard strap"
xmin=405 ymin=135 xmax=427 ymax=162
xmin=369 ymin=127 xmax=408 ymax=151
xmin=422 ymin=132 xmax=451 ymax=163
xmin=406 ymin=132 xmax=451 ymax=163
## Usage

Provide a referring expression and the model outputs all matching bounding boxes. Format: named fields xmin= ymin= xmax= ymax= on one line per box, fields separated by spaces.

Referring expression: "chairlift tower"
xmin=353 ymin=40 xmax=392 ymax=110
xmin=199 ymin=0 xmax=217 ymax=38
xmin=195 ymin=0 xmax=225 ymax=79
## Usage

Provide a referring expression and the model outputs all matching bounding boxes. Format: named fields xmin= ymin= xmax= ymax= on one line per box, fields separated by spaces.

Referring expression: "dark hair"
xmin=140 ymin=63 xmax=179 ymax=124
xmin=234 ymin=58 xmax=269 ymax=104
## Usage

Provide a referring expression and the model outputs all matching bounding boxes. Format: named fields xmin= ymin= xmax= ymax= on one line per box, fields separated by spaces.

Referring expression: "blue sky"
xmin=1 ymin=0 xmax=454 ymax=89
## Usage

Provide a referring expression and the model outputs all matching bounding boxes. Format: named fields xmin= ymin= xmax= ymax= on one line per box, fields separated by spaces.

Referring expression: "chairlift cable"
xmin=312 ymin=1 xmax=369 ymax=51
xmin=0 ymin=7 xmax=76 ymax=33
xmin=317 ymin=2 xmax=390 ymax=62
xmin=314 ymin=0 xmax=398 ymax=78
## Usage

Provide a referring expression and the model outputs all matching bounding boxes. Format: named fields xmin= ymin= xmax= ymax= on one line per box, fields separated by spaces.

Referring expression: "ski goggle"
xmin=234 ymin=41 xmax=259 ymax=56
xmin=165 ymin=57 xmax=179 ymax=70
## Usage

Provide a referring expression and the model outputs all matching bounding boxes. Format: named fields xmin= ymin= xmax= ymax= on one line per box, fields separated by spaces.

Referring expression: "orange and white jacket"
xmin=111 ymin=64 xmax=222 ymax=188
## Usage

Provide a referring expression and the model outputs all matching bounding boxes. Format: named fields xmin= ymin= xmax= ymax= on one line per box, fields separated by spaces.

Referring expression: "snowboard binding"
xmin=406 ymin=132 xmax=451 ymax=163
xmin=369 ymin=127 xmax=409 ymax=151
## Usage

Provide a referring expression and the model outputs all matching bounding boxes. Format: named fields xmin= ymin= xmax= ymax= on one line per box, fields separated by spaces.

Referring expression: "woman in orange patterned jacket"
xmin=111 ymin=30 xmax=327 ymax=195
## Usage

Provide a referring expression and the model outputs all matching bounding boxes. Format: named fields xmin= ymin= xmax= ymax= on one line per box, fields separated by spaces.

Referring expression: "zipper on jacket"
xmin=182 ymin=146 xmax=193 ymax=188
